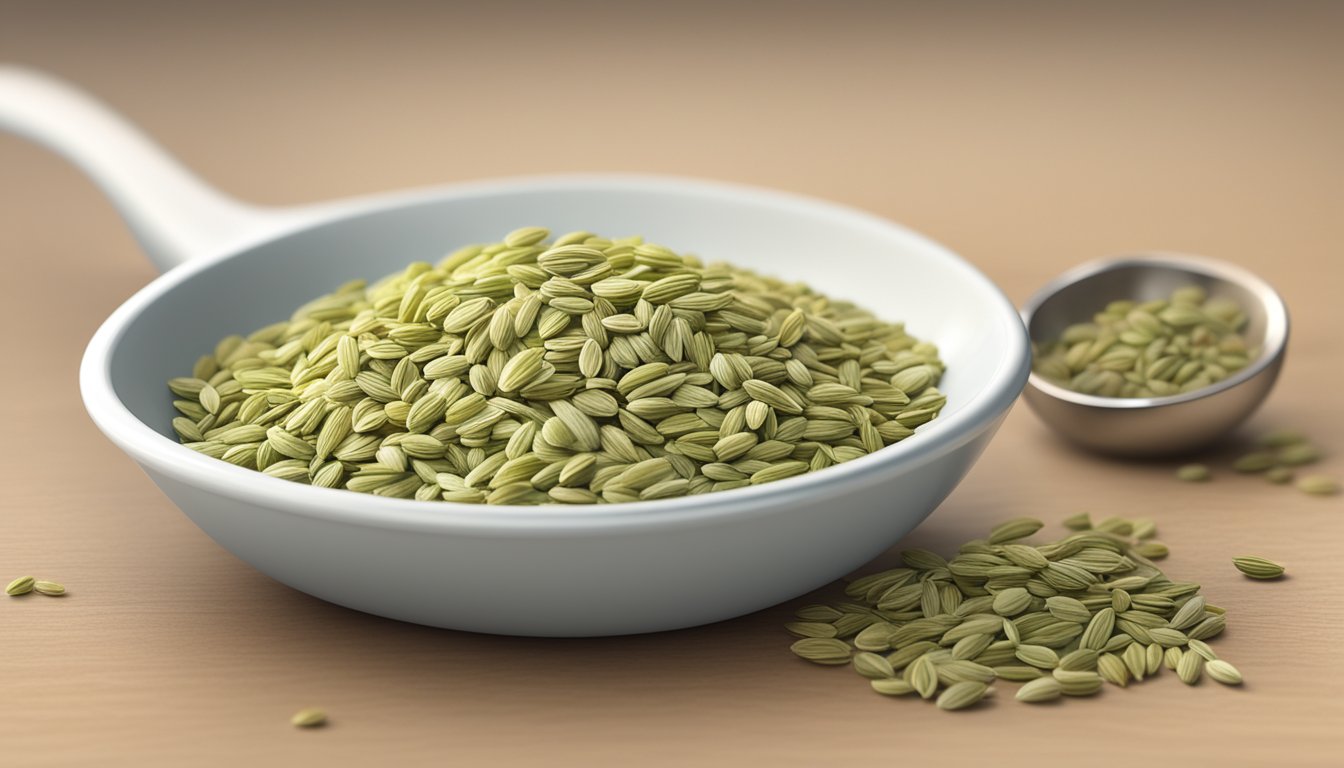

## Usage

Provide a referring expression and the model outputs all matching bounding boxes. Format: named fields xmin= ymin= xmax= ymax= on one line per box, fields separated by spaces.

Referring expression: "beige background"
xmin=1 ymin=1 xmax=1341 ymax=765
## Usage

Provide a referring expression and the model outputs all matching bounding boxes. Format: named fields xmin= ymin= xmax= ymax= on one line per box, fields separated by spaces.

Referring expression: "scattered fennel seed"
xmin=788 ymin=514 xmax=1253 ymax=711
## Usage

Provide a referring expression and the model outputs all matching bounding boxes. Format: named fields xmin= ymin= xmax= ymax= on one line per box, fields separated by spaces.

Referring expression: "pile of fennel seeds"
xmin=168 ymin=228 xmax=946 ymax=505
xmin=788 ymin=515 xmax=1243 ymax=711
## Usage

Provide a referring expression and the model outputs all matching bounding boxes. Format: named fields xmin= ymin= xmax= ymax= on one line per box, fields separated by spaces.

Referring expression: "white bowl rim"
xmin=80 ymin=173 xmax=1030 ymax=534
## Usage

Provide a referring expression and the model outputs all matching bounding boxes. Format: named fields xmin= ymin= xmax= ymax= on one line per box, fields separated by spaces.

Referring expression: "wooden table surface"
xmin=2 ymin=2 xmax=1341 ymax=765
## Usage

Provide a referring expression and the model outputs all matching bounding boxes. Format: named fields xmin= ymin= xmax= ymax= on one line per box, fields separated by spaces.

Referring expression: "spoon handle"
xmin=0 ymin=66 xmax=301 ymax=271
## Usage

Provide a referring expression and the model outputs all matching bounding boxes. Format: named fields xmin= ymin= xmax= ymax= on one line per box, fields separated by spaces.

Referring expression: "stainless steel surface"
xmin=1021 ymin=253 xmax=1289 ymax=457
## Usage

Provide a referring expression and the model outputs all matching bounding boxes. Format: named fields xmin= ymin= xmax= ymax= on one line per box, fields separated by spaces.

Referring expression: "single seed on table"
xmin=1232 ymin=452 xmax=1276 ymax=473
xmin=1187 ymin=614 xmax=1227 ymax=641
xmin=1145 ymin=643 xmax=1164 ymax=675
xmin=907 ymin=655 xmax=940 ymax=700
xmin=992 ymin=665 xmax=1043 ymax=682
xmin=936 ymin=681 xmax=992 ymax=711
xmin=972 ymin=643 xmax=1018 ymax=668
xmin=1277 ymin=443 xmax=1321 ymax=466
xmin=1058 ymin=648 xmax=1099 ymax=671
xmin=1015 ymin=645 xmax=1059 ymax=670
xmin=1079 ymin=608 xmax=1115 ymax=651
xmin=1164 ymin=646 xmax=1184 ymax=670
xmin=939 ymin=584 xmax=964 ymax=614
xmin=1053 ymin=670 xmax=1103 ymax=696
xmin=1168 ymin=596 xmax=1206 ymax=630
xmin=919 ymin=580 xmax=941 ymax=618
xmin=1051 ymin=669 xmax=1101 ymax=684
xmin=504 ymin=225 xmax=549 ymax=247
xmin=1094 ymin=517 xmax=1132 ymax=536
xmin=847 ymin=570 xmax=905 ymax=601
xmin=992 ymin=587 xmax=1031 ymax=616
xmin=795 ymin=604 xmax=843 ymax=622
xmin=1061 ymin=512 xmax=1092 ymax=531
xmin=1000 ymin=544 xmax=1049 ymax=570
xmin=1264 ymin=466 xmax=1294 ymax=485
xmin=1111 ymin=589 xmax=1131 ymax=612
xmin=953 ymin=595 xmax=994 ymax=617
xmin=790 ymin=638 xmax=854 ymax=665
xmin=1176 ymin=464 xmax=1210 ymax=482
xmin=852 ymin=652 xmax=896 ymax=679
xmin=854 ymin=622 xmax=895 ymax=652
xmin=1134 ymin=541 xmax=1169 ymax=559
xmin=1232 ymin=556 xmax=1285 ymax=579
xmin=1177 ymin=650 xmax=1204 ymax=684
xmin=1296 ymin=475 xmax=1340 ymax=496
xmin=1104 ymin=573 xmax=1154 ymax=592
xmin=1258 ymin=429 xmax=1306 ymax=448
xmin=1016 ymin=676 xmax=1063 ymax=703
xmin=33 ymin=581 xmax=65 ymax=596
xmin=198 ymin=382 xmax=220 ymax=415
xmin=871 ymin=678 xmax=916 ymax=697
xmin=1122 ymin=642 xmax=1147 ymax=682
xmin=291 ymin=707 xmax=328 ymax=728
xmin=1124 ymin=600 xmax=1171 ymax=619
xmin=988 ymin=517 xmax=1044 ymax=544
xmin=941 ymin=615 xmax=1004 ymax=643
xmin=900 ymin=549 xmax=947 ymax=571
xmin=934 ymin=660 xmax=996 ymax=686
xmin=1187 ymin=639 xmax=1217 ymax=661
xmin=784 ymin=621 xmax=837 ymax=639
xmin=951 ymin=633 xmax=994 ymax=661
xmin=5 ymin=576 xmax=35 ymax=596
xmin=887 ymin=642 xmax=939 ymax=670
xmin=1046 ymin=595 xmax=1092 ymax=623
xmin=1027 ymin=621 xmax=1085 ymax=650
xmin=832 ymin=613 xmax=874 ymax=638
xmin=1147 ymin=627 xmax=1189 ymax=647
xmin=1130 ymin=518 xmax=1158 ymax=539
xmin=1118 ymin=620 xmax=1153 ymax=645
xmin=1205 ymin=659 xmax=1243 ymax=685
xmin=1097 ymin=653 xmax=1129 ymax=687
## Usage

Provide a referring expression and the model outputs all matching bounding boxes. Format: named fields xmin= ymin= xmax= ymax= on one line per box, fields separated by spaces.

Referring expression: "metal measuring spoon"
xmin=1020 ymin=253 xmax=1289 ymax=457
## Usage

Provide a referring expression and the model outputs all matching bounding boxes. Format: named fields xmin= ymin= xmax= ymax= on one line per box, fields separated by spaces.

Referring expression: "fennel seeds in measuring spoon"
xmin=169 ymin=228 xmax=947 ymax=505
xmin=1032 ymin=285 xmax=1255 ymax=398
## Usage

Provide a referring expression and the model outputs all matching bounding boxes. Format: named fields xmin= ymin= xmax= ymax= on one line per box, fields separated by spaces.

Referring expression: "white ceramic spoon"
xmin=0 ymin=67 xmax=1029 ymax=636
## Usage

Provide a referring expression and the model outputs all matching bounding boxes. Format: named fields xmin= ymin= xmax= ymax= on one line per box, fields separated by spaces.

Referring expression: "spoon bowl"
xmin=1021 ymin=253 xmax=1288 ymax=457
